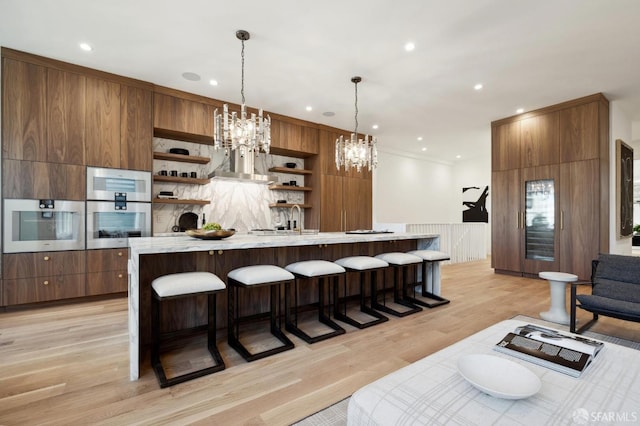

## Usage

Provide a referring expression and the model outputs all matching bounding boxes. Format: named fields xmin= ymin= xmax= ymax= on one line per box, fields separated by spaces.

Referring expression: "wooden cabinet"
xmin=47 ymin=68 xmax=86 ymax=165
xmin=270 ymin=119 xmax=318 ymax=156
xmin=120 ymin=86 xmax=153 ymax=171
xmin=2 ymin=159 xmax=85 ymax=200
xmin=85 ymin=77 xmax=121 ymax=167
xmin=86 ymin=248 xmax=128 ymax=296
xmin=2 ymin=251 xmax=86 ymax=305
xmin=491 ymin=94 xmax=609 ymax=280
xmin=1 ymin=58 xmax=47 ymax=161
xmin=153 ymin=92 xmax=214 ymax=142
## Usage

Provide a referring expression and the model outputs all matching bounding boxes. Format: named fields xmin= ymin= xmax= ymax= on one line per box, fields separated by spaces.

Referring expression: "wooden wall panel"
xmin=46 ymin=69 xmax=85 ymax=165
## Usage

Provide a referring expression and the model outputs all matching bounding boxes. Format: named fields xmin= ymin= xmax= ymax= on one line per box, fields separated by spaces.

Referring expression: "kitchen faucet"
xmin=290 ymin=204 xmax=302 ymax=234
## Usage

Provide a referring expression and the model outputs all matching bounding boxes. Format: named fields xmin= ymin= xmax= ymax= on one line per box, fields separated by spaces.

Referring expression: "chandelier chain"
xmin=354 ymin=81 xmax=359 ymax=136
xmin=240 ymin=38 xmax=245 ymax=105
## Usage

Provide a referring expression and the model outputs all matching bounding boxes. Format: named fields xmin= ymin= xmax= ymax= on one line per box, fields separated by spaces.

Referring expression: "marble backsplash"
xmin=153 ymin=137 xmax=305 ymax=233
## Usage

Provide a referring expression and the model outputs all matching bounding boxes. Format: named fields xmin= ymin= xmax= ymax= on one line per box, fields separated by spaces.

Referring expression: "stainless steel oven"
xmin=3 ymin=199 xmax=85 ymax=253
xmin=86 ymin=201 xmax=151 ymax=249
xmin=86 ymin=167 xmax=151 ymax=202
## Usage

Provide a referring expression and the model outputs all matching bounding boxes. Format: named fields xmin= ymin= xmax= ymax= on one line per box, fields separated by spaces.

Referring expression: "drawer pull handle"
xmin=118 ymin=252 xmax=123 ymax=257
xmin=43 ymin=256 xmax=50 ymax=261
xmin=118 ymin=273 xmax=123 ymax=279
xmin=218 ymin=250 xmax=223 ymax=255
xmin=43 ymin=280 xmax=49 ymax=286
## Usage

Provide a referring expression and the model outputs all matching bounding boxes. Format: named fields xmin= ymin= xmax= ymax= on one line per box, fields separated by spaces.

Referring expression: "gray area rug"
xmin=291 ymin=315 xmax=639 ymax=425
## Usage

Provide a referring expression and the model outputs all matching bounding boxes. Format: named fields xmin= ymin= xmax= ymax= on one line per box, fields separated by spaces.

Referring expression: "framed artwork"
xmin=462 ymin=185 xmax=489 ymax=223
xmin=616 ymin=139 xmax=634 ymax=238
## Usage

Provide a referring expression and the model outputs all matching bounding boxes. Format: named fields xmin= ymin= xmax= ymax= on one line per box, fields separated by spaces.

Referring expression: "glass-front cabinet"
xmin=521 ymin=165 xmax=560 ymax=275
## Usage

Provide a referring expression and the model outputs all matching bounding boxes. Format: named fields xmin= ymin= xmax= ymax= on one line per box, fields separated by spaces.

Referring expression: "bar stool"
xmin=333 ymin=256 xmax=389 ymax=328
xmin=407 ymin=250 xmax=450 ymax=308
xmin=227 ymin=265 xmax=295 ymax=362
xmin=373 ymin=252 xmax=423 ymax=317
xmin=284 ymin=260 xmax=346 ymax=343
xmin=151 ymin=271 xmax=226 ymax=388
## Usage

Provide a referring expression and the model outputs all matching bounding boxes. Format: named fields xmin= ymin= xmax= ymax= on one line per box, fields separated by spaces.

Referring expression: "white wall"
xmin=609 ymin=101 xmax=633 ymax=255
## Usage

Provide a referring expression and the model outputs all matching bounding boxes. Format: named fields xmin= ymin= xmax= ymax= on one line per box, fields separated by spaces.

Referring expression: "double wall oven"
xmin=86 ymin=167 xmax=152 ymax=249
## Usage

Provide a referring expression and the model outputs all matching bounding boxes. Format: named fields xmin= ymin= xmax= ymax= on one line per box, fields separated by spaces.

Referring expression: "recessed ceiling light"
xmin=372 ymin=124 xmax=379 ymax=130
xmin=404 ymin=42 xmax=415 ymax=52
xmin=417 ymin=136 xmax=423 ymax=141
xmin=456 ymin=155 xmax=462 ymax=159
xmin=182 ymin=72 xmax=201 ymax=81
xmin=305 ymin=106 xmax=313 ymax=112
xmin=322 ymin=111 xmax=335 ymax=117
xmin=79 ymin=43 xmax=92 ymax=52
xmin=474 ymin=83 xmax=483 ymax=90
xmin=421 ymin=147 xmax=427 ymax=152
xmin=209 ymin=79 xmax=218 ymax=86
xmin=516 ymin=108 xmax=524 ymax=114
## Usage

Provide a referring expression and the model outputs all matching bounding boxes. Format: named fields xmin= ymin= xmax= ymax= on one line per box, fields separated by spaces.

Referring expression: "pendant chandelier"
xmin=335 ymin=76 xmax=378 ymax=172
xmin=214 ymin=30 xmax=271 ymax=157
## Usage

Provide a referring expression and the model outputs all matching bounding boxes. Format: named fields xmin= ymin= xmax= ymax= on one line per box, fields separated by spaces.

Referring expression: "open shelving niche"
xmin=268 ymin=167 xmax=312 ymax=209
xmin=152 ymin=151 xmax=211 ymax=205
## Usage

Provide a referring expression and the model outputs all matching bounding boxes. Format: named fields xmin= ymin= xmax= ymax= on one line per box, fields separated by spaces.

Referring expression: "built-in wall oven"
xmin=3 ymin=199 xmax=85 ymax=253
xmin=86 ymin=167 xmax=152 ymax=249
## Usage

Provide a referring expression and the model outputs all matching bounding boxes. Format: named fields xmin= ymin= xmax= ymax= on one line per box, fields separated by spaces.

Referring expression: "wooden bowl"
xmin=185 ymin=229 xmax=235 ymax=240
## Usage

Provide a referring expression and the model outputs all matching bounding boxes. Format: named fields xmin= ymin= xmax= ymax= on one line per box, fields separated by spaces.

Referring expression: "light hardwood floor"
xmin=1 ymin=258 xmax=638 ymax=425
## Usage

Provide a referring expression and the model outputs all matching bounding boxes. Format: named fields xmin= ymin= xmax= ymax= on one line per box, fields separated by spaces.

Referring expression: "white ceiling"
xmin=1 ymin=0 xmax=640 ymax=164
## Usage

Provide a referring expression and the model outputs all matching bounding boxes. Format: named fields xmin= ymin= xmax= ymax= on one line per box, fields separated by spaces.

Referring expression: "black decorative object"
xmin=462 ymin=186 xmax=489 ymax=223
xmin=616 ymin=139 xmax=634 ymax=238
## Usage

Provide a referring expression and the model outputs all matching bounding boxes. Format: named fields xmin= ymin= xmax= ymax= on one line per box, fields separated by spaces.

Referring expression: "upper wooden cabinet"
xmin=491 ymin=121 xmax=520 ymax=171
xmin=270 ymin=119 xmax=318 ymax=156
xmin=120 ymin=85 xmax=153 ymax=171
xmin=85 ymin=77 xmax=121 ymax=168
xmin=2 ymin=159 xmax=85 ymax=200
xmin=153 ymin=92 xmax=214 ymax=142
xmin=559 ymin=100 xmax=603 ymax=162
xmin=2 ymin=58 xmax=86 ymax=165
xmin=520 ymin=112 xmax=559 ymax=168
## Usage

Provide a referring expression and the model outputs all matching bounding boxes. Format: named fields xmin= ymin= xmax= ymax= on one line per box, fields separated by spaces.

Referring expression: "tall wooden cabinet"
xmin=306 ymin=128 xmax=372 ymax=232
xmin=491 ymin=93 xmax=609 ymax=280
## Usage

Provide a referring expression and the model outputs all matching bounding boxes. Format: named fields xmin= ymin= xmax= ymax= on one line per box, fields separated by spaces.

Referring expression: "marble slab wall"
xmin=153 ymin=137 xmax=305 ymax=233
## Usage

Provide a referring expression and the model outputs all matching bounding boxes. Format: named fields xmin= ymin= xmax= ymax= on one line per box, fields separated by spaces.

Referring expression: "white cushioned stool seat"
xmin=335 ymin=256 xmax=388 ymax=271
xmin=408 ymin=250 xmax=450 ymax=262
xmin=286 ymin=260 xmax=345 ymax=277
xmin=228 ymin=265 xmax=294 ymax=285
xmin=152 ymin=272 xmax=225 ymax=297
xmin=375 ymin=252 xmax=422 ymax=266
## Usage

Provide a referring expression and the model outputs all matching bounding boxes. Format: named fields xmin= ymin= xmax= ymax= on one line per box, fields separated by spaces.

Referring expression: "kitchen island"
xmin=128 ymin=231 xmax=439 ymax=380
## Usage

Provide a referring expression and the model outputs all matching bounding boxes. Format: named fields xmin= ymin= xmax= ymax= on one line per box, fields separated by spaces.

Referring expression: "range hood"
xmin=208 ymin=151 xmax=278 ymax=184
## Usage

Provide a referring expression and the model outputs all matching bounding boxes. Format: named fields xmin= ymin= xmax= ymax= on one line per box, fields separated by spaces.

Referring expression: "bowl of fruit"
xmin=185 ymin=222 xmax=235 ymax=240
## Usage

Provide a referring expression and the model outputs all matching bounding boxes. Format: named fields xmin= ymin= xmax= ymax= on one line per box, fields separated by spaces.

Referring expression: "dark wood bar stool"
xmin=227 ymin=265 xmax=295 ymax=362
xmin=284 ymin=260 xmax=346 ymax=343
xmin=407 ymin=250 xmax=451 ymax=308
xmin=373 ymin=252 xmax=423 ymax=317
xmin=333 ymin=256 xmax=389 ymax=328
xmin=151 ymin=271 xmax=226 ymax=388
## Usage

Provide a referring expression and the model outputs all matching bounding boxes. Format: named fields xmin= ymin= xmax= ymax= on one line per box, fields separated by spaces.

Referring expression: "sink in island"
xmin=128 ymin=231 xmax=439 ymax=380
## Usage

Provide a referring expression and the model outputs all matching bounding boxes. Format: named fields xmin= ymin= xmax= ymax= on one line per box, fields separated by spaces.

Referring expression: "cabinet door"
xmin=1 ymin=58 xmax=47 ymax=161
xmin=120 ymin=86 xmax=152 ymax=171
xmin=3 ymin=251 xmax=86 ymax=279
xmin=153 ymin=93 xmax=213 ymax=137
xmin=47 ymin=69 xmax=85 ymax=165
xmin=491 ymin=169 xmax=522 ymax=272
xmin=559 ymin=160 xmax=600 ymax=280
xmin=3 ymin=274 xmax=85 ymax=305
xmin=87 ymin=248 xmax=128 ymax=273
xmin=343 ymin=175 xmax=372 ymax=231
xmin=521 ymin=112 xmax=558 ymax=168
xmin=521 ymin=165 xmax=560 ymax=275
xmin=2 ymin=159 xmax=85 ymax=200
xmin=559 ymin=102 xmax=599 ymax=162
xmin=491 ymin=121 xmax=520 ymax=171
xmin=85 ymin=77 xmax=121 ymax=167
xmin=320 ymin=174 xmax=344 ymax=231
xmin=86 ymin=271 xmax=127 ymax=295
xmin=300 ymin=126 xmax=319 ymax=155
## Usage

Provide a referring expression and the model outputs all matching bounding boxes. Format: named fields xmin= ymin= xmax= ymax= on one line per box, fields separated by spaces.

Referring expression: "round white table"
xmin=538 ymin=271 xmax=578 ymax=325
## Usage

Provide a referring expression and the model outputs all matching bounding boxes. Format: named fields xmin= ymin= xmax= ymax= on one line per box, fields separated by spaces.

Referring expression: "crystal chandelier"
xmin=214 ymin=30 xmax=270 ymax=157
xmin=335 ymin=76 xmax=378 ymax=172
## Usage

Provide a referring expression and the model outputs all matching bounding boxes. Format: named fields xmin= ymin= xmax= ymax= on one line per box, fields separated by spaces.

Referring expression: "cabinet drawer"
xmin=87 ymin=248 xmax=128 ymax=272
xmin=3 ymin=274 xmax=85 ymax=305
xmin=3 ymin=251 xmax=86 ymax=279
xmin=86 ymin=271 xmax=128 ymax=296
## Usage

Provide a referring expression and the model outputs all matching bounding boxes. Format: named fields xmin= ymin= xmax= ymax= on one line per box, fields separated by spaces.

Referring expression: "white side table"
xmin=538 ymin=271 xmax=578 ymax=325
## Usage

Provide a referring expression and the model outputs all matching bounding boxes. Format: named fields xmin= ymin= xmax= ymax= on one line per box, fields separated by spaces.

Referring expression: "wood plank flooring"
xmin=1 ymin=258 xmax=638 ymax=425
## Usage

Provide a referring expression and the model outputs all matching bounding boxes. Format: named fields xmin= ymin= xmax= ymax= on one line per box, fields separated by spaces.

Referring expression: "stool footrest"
xmin=228 ymin=328 xmax=294 ymax=362
xmin=333 ymin=304 xmax=388 ymax=329
xmin=405 ymin=292 xmax=450 ymax=308
xmin=285 ymin=315 xmax=345 ymax=344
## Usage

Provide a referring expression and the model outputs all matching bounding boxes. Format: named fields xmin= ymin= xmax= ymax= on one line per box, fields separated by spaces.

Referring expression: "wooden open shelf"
xmin=153 ymin=152 xmax=210 ymax=164
xmin=153 ymin=198 xmax=210 ymax=206
xmin=268 ymin=185 xmax=312 ymax=192
xmin=268 ymin=167 xmax=312 ymax=175
xmin=153 ymin=175 xmax=209 ymax=185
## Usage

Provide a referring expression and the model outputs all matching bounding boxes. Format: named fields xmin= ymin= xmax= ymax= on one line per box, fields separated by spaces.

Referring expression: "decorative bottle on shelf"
xmin=201 ymin=213 xmax=206 ymax=228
